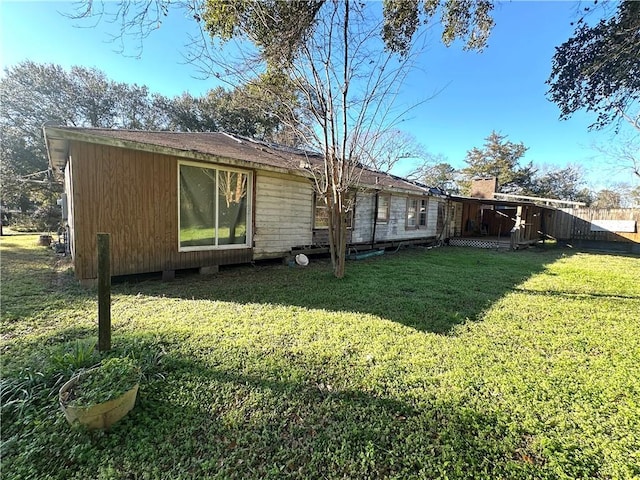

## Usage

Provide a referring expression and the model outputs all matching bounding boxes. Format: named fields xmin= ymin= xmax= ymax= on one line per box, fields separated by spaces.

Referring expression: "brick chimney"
xmin=470 ymin=177 xmax=498 ymax=199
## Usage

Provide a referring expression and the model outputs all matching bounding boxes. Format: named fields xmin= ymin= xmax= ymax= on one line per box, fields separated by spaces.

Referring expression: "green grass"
xmin=1 ymin=233 xmax=639 ymax=479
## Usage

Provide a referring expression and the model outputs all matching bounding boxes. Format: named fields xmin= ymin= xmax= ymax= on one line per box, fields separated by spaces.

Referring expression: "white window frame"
xmin=377 ymin=194 xmax=390 ymax=223
xmin=313 ymin=192 xmax=355 ymax=230
xmin=177 ymin=160 xmax=252 ymax=252
xmin=406 ymin=197 xmax=428 ymax=229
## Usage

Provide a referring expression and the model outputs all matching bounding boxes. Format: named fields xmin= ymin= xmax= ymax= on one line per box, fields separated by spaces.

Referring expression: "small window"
xmin=377 ymin=194 xmax=390 ymax=222
xmin=314 ymin=195 xmax=330 ymax=229
xmin=314 ymin=193 xmax=354 ymax=229
xmin=419 ymin=199 xmax=428 ymax=226
xmin=407 ymin=197 xmax=428 ymax=229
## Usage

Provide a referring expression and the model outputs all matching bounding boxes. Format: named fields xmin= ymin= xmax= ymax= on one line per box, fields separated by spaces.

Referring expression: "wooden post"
xmin=97 ymin=233 xmax=111 ymax=352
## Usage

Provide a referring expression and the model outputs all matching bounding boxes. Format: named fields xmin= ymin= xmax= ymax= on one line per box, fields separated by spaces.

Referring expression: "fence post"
xmin=97 ymin=233 xmax=111 ymax=352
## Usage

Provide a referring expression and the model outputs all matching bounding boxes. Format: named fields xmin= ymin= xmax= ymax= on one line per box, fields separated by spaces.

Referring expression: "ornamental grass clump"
xmin=62 ymin=357 xmax=141 ymax=408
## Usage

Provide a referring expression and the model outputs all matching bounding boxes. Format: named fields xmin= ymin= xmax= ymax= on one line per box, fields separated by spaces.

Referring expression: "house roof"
xmin=43 ymin=126 xmax=430 ymax=195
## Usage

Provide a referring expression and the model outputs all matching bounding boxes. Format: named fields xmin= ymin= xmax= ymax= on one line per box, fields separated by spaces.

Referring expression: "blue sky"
xmin=1 ymin=1 xmax=636 ymax=190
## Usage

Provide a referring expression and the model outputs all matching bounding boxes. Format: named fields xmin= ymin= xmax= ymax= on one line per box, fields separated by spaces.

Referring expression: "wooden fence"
xmin=547 ymin=208 xmax=640 ymax=251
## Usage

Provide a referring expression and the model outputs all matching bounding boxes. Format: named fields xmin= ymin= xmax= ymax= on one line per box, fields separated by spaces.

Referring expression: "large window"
xmin=179 ymin=163 xmax=251 ymax=251
xmin=407 ymin=197 xmax=428 ymax=229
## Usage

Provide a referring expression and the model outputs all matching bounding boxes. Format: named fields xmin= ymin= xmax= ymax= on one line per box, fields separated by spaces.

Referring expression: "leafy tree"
xmin=153 ymin=85 xmax=301 ymax=142
xmin=0 ymin=61 xmax=297 ymax=221
xmin=460 ymin=131 xmax=536 ymax=195
xmin=547 ymin=1 xmax=640 ymax=131
xmin=114 ymin=85 xmax=168 ymax=130
xmin=0 ymin=62 xmax=166 ymax=219
xmin=156 ymin=92 xmax=215 ymax=132
xmin=573 ymin=187 xmax=595 ymax=206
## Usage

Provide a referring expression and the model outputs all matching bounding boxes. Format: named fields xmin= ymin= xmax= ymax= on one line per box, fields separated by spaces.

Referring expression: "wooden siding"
xmin=69 ymin=141 xmax=252 ymax=280
xmin=450 ymin=201 xmax=463 ymax=237
xmin=253 ymin=172 xmax=314 ymax=258
xmin=513 ymin=204 xmax=547 ymax=244
xmin=350 ymin=193 xmax=375 ymax=243
xmin=460 ymin=203 xmax=518 ymax=238
xmin=312 ymin=228 xmax=353 ymax=246
xmin=548 ymin=208 xmax=640 ymax=243
xmin=351 ymin=192 xmax=440 ymax=243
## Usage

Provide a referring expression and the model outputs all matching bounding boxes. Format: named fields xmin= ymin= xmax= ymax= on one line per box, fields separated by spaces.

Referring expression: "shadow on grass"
xmin=15 ymin=346 xmax=536 ymax=479
xmin=116 ymin=247 xmax=573 ymax=335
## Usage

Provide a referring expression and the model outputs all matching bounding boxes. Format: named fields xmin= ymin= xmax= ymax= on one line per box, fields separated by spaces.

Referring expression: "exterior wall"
xmin=518 ymin=205 xmax=545 ymax=242
xmin=68 ymin=141 xmax=252 ymax=280
xmin=351 ymin=192 xmax=375 ymax=243
xmin=351 ymin=192 xmax=440 ymax=244
xmin=312 ymin=226 xmax=353 ymax=246
xmin=253 ymin=172 xmax=314 ymax=258
xmin=66 ymin=139 xmax=445 ymax=279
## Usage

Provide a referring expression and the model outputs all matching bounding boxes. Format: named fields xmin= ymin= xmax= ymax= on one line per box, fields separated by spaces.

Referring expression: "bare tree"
xmin=184 ymin=1 xmax=493 ymax=278
xmin=592 ymin=133 xmax=640 ymax=180
xmin=358 ymin=130 xmax=429 ymax=174
xmin=282 ymin=3 xmax=422 ymax=277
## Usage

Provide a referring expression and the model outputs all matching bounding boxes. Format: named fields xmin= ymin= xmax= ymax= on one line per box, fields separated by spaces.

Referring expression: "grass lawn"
xmin=1 ymin=233 xmax=639 ymax=479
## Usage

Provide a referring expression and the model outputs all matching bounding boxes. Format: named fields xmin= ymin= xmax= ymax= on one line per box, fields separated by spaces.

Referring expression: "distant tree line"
xmin=413 ymin=131 xmax=640 ymax=208
xmin=2 ymin=60 xmax=638 ymax=234
xmin=0 ymin=61 xmax=302 ymax=229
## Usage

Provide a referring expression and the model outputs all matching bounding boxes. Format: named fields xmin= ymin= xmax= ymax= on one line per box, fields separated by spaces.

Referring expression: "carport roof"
xmin=449 ymin=195 xmax=555 ymax=209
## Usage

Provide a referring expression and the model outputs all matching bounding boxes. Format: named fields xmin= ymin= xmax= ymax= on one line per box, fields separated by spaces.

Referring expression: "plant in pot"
xmin=59 ymin=356 xmax=141 ymax=430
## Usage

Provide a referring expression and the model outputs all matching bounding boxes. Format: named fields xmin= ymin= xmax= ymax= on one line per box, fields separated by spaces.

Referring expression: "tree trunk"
xmin=327 ymin=194 xmax=347 ymax=279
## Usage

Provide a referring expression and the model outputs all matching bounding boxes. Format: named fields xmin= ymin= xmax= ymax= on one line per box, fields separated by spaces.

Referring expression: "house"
xmin=43 ymin=127 xmax=447 ymax=283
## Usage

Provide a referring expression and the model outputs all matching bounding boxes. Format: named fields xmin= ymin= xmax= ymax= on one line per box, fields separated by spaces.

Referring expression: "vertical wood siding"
xmin=253 ymin=172 xmax=314 ymax=258
xmin=69 ymin=141 xmax=252 ymax=280
xmin=450 ymin=202 xmax=463 ymax=237
xmin=549 ymin=208 xmax=640 ymax=243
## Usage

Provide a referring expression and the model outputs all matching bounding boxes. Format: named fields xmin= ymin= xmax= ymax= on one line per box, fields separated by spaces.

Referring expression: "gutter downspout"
xmin=371 ymin=191 xmax=379 ymax=248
